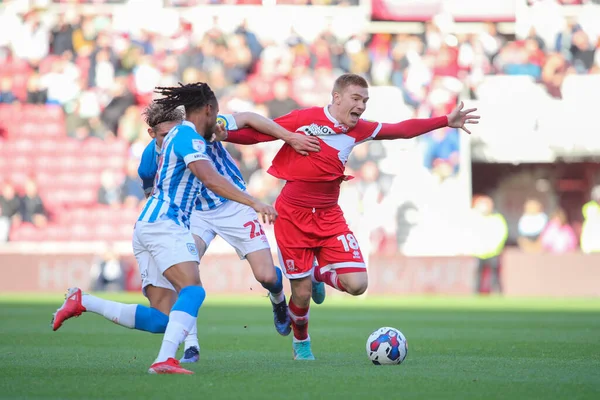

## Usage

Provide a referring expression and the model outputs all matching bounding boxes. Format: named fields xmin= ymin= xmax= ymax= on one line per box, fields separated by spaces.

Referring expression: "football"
xmin=366 ymin=327 xmax=408 ymax=365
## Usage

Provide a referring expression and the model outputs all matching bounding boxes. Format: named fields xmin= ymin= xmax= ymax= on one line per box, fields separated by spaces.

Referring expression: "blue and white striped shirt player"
xmin=139 ymin=114 xmax=246 ymax=212
xmin=138 ymin=121 xmax=210 ymax=228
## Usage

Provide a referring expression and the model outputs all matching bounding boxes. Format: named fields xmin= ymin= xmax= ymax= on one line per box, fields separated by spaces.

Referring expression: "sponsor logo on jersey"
xmin=297 ymin=124 xmax=338 ymax=137
xmin=192 ymin=139 xmax=206 ymax=153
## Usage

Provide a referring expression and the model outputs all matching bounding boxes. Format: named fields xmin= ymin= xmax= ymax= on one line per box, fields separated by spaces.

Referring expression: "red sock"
xmin=288 ymin=299 xmax=309 ymax=341
xmin=313 ymin=268 xmax=346 ymax=292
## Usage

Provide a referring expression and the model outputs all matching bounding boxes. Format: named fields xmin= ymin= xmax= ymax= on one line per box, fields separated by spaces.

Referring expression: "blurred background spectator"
xmin=90 ymin=243 xmax=126 ymax=292
xmin=0 ymin=182 xmax=21 ymax=226
xmin=19 ymin=177 xmax=47 ymax=228
xmin=517 ymin=199 xmax=548 ymax=252
xmin=97 ymin=169 xmax=122 ymax=207
xmin=539 ymin=208 xmax=578 ymax=253
xmin=421 ymin=127 xmax=460 ymax=182
xmin=470 ymin=195 xmax=508 ymax=294
xmin=0 ymin=181 xmax=21 ymax=242
xmin=581 ymin=186 xmax=600 ymax=253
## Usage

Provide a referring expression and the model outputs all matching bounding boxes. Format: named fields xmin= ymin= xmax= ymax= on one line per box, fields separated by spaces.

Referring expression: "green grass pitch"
xmin=0 ymin=293 xmax=599 ymax=400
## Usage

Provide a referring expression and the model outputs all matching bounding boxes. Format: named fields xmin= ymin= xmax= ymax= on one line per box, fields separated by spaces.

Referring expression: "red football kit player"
xmin=224 ymin=74 xmax=480 ymax=359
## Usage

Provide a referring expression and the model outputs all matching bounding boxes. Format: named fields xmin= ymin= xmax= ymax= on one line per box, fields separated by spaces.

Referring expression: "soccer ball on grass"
xmin=366 ymin=327 xmax=408 ymax=365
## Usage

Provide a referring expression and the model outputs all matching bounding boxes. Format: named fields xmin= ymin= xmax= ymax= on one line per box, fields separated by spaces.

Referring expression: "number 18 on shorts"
xmin=277 ymin=231 xmax=366 ymax=279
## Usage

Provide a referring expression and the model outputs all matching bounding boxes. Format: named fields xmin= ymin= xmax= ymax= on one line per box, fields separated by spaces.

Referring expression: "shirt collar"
xmin=181 ymin=120 xmax=196 ymax=130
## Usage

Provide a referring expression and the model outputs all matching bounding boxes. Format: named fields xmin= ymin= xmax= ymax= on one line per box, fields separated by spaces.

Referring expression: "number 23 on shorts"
xmin=244 ymin=219 xmax=265 ymax=239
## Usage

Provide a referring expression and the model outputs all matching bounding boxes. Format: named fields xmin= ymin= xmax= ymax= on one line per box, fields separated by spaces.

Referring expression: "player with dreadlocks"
xmin=52 ymin=102 xmax=209 ymax=361
xmin=137 ymin=82 xmax=281 ymax=374
xmin=52 ymin=82 xmax=294 ymax=375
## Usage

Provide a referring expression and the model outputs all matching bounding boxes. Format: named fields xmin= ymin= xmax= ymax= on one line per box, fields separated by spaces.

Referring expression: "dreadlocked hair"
xmin=153 ymin=82 xmax=217 ymax=115
xmin=142 ymin=101 xmax=185 ymax=129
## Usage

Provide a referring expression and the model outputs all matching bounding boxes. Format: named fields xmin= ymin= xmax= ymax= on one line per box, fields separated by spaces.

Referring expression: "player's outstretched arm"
xmin=375 ymin=116 xmax=448 ymax=140
xmin=188 ymin=160 xmax=278 ymax=224
xmin=138 ymin=139 xmax=159 ymax=197
xmin=374 ymin=102 xmax=480 ymax=140
xmin=221 ymin=111 xmax=319 ymax=155
xmin=231 ymin=112 xmax=296 ymax=140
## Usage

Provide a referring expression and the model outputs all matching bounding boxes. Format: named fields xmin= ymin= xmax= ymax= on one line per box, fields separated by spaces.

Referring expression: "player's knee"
xmin=292 ymin=285 xmax=312 ymax=303
xmin=254 ymin=267 xmax=277 ymax=286
xmin=179 ymin=270 xmax=201 ymax=287
xmin=346 ymin=283 xmax=368 ymax=296
xmin=344 ymin=277 xmax=368 ymax=296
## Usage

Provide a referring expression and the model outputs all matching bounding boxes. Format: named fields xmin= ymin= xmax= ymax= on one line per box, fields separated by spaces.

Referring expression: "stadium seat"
xmin=69 ymin=223 xmax=94 ymax=241
xmin=44 ymin=225 xmax=68 ymax=242
xmin=38 ymin=139 xmax=60 ymax=154
xmin=95 ymin=223 xmax=116 ymax=241
xmin=59 ymin=139 xmax=83 ymax=154
xmin=118 ymin=223 xmax=133 ymax=241
xmin=9 ymin=223 xmax=42 ymax=242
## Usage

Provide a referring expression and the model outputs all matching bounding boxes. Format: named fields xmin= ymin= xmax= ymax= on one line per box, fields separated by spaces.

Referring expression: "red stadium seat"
xmin=9 ymin=171 xmax=29 ymax=186
xmin=9 ymin=223 xmax=41 ymax=242
xmin=0 ymin=105 xmax=13 ymax=123
xmin=45 ymin=122 xmax=67 ymax=137
xmin=44 ymin=225 xmax=67 ymax=241
xmin=59 ymin=139 xmax=83 ymax=154
xmin=38 ymin=139 xmax=60 ymax=154
xmin=79 ymin=188 xmax=98 ymax=205
xmin=95 ymin=223 xmax=116 ymax=241
xmin=116 ymin=228 xmax=134 ymax=242
xmin=82 ymin=137 xmax=104 ymax=152
xmin=69 ymin=223 xmax=94 ymax=241
xmin=69 ymin=208 xmax=89 ymax=224
xmin=12 ymin=139 xmax=35 ymax=154
xmin=59 ymin=156 xmax=79 ymax=172
xmin=40 ymin=105 xmax=65 ymax=122
xmin=10 ymin=73 xmax=32 ymax=102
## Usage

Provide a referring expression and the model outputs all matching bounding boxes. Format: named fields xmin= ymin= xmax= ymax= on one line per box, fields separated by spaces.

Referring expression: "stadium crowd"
xmin=0 ymin=3 xmax=599 ymax=255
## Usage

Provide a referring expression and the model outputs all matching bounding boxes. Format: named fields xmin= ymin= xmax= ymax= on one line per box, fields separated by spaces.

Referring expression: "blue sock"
xmin=172 ymin=285 xmax=206 ymax=317
xmin=261 ymin=266 xmax=284 ymax=294
xmin=155 ymin=286 xmax=206 ymax=363
xmin=134 ymin=305 xmax=169 ymax=333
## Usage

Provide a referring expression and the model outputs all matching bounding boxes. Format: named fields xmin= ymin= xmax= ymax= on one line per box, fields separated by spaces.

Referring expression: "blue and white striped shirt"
xmin=138 ymin=115 xmax=247 ymax=213
xmin=138 ymin=121 xmax=210 ymax=227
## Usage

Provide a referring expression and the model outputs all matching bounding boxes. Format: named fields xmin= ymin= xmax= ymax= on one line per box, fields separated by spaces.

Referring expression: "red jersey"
xmin=267 ymin=106 xmax=381 ymax=184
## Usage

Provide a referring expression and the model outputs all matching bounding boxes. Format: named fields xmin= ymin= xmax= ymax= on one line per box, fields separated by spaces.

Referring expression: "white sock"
xmin=81 ymin=294 xmax=136 ymax=328
xmin=155 ymin=310 xmax=196 ymax=363
xmin=293 ymin=334 xmax=310 ymax=343
xmin=184 ymin=322 xmax=199 ymax=350
xmin=269 ymin=291 xmax=285 ymax=304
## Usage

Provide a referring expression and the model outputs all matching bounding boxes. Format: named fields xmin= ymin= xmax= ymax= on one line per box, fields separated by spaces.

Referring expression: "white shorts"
xmin=190 ymin=200 xmax=270 ymax=259
xmin=132 ymin=219 xmax=200 ymax=296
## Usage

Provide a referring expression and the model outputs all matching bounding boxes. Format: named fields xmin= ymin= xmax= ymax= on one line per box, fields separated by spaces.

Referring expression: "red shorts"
xmin=274 ymin=200 xmax=366 ymax=279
